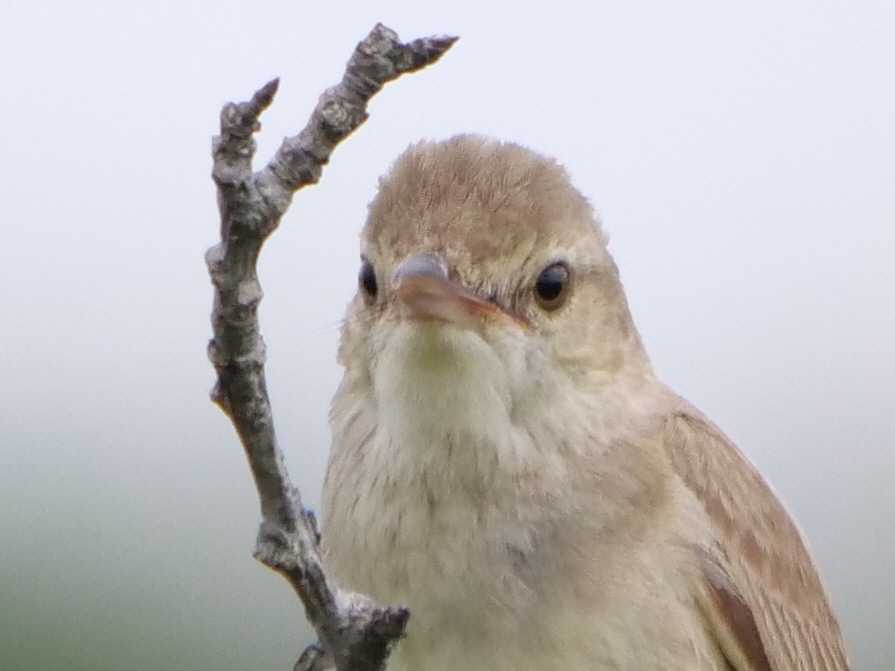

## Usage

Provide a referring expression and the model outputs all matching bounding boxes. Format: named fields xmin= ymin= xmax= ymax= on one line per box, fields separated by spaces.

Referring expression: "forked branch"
xmin=205 ymin=24 xmax=457 ymax=671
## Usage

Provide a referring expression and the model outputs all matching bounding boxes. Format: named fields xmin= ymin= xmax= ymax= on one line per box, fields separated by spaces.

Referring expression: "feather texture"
xmin=665 ymin=403 xmax=850 ymax=671
xmin=321 ymin=135 xmax=851 ymax=670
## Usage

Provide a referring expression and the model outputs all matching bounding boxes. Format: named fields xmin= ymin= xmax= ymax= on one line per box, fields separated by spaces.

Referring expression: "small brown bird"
xmin=322 ymin=135 xmax=850 ymax=670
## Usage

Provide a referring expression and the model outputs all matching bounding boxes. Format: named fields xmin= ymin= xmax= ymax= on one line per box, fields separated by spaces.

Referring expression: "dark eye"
xmin=534 ymin=262 xmax=570 ymax=311
xmin=359 ymin=258 xmax=378 ymax=300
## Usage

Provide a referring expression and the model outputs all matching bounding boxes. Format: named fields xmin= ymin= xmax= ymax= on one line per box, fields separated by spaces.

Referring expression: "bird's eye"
xmin=359 ymin=258 xmax=378 ymax=300
xmin=534 ymin=262 xmax=571 ymax=311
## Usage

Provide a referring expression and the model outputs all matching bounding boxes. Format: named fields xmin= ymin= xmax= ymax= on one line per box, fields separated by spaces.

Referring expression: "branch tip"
xmin=251 ymin=77 xmax=280 ymax=114
xmin=398 ymin=33 xmax=459 ymax=74
xmin=417 ymin=34 xmax=460 ymax=59
xmin=377 ymin=605 xmax=410 ymax=635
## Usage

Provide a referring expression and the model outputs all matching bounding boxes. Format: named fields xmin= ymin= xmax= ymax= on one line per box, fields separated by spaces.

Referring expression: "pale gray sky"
xmin=1 ymin=2 xmax=892 ymax=670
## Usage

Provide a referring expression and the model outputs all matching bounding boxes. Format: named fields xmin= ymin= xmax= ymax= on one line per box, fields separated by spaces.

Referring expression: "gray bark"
xmin=205 ymin=24 xmax=457 ymax=671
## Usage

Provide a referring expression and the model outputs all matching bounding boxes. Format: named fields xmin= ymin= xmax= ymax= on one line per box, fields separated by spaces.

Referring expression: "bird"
xmin=321 ymin=134 xmax=850 ymax=671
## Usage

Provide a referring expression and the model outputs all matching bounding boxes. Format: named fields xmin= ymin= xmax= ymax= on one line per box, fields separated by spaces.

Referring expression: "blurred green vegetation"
xmin=1 ymin=551 xmax=315 ymax=671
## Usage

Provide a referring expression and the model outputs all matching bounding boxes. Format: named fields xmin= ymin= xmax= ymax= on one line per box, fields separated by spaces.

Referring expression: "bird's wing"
xmin=663 ymin=403 xmax=850 ymax=671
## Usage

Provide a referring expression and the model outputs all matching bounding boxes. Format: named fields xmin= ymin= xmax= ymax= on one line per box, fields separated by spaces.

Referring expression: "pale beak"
xmin=392 ymin=254 xmax=524 ymax=330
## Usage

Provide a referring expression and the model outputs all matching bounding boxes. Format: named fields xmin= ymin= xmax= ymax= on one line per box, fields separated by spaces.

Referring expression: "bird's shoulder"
xmin=660 ymin=396 xmax=850 ymax=671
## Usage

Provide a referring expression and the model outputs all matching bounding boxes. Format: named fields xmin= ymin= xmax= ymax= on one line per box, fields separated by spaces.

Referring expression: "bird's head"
xmin=335 ymin=135 xmax=652 ymax=454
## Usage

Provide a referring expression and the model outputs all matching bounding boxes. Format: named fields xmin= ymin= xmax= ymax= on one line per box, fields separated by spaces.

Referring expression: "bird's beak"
xmin=392 ymin=254 xmax=524 ymax=331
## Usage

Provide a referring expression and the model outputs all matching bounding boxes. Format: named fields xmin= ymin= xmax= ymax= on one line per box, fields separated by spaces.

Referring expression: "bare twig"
xmin=206 ymin=24 xmax=457 ymax=671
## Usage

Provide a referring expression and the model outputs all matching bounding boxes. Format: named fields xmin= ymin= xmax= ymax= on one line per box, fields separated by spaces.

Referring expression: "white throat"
xmin=371 ymin=321 xmax=521 ymax=485
xmin=323 ymin=320 xmax=575 ymax=601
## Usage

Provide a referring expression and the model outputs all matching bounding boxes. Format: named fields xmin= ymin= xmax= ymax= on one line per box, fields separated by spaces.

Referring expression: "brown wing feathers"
xmin=665 ymin=407 xmax=850 ymax=671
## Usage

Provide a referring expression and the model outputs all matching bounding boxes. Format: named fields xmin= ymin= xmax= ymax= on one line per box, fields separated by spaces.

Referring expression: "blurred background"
xmin=1 ymin=1 xmax=892 ymax=669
